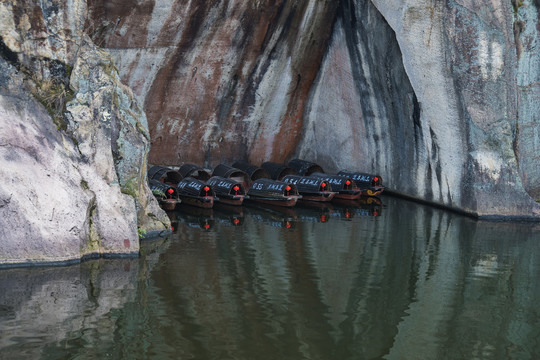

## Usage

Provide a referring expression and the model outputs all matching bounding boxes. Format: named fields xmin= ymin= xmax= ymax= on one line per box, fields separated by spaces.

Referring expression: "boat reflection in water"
xmin=244 ymin=202 xmax=298 ymax=229
xmin=331 ymin=196 xmax=383 ymax=220
xmin=173 ymin=203 xmax=248 ymax=230
xmin=173 ymin=196 xmax=384 ymax=231
xmin=214 ymin=203 xmax=245 ymax=226
xmin=173 ymin=205 xmax=215 ymax=231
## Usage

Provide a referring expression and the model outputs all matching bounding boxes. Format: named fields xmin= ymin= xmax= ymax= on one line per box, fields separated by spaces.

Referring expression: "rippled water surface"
xmin=1 ymin=196 xmax=540 ymax=359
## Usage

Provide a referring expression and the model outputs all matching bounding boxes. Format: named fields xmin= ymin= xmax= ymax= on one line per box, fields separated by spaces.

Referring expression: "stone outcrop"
xmin=0 ymin=0 xmax=170 ymax=266
xmin=87 ymin=0 xmax=539 ymax=219
xmin=0 ymin=0 xmax=538 ymax=266
xmin=365 ymin=0 xmax=540 ymax=217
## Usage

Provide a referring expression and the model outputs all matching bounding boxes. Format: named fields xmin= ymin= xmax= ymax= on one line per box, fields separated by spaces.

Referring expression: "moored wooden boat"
xmin=212 ymin=164 xmax=251 ymax=189
xmin=310 ymin=172 xmax=362 ymax=200
xmin=149 ymin=179 xmax=180 ymax=210
xmin=337 ymin=170 xmax=385 ymax=197
xmin=207 ymin=176 xmax=247 ymax=206
xmin=177 ymin=177 xmax=215 ymax=209
xmin=247 ymin=178 xmax=301 ymax=207
xmin=282 ymin=175 xmax=335 ymax=202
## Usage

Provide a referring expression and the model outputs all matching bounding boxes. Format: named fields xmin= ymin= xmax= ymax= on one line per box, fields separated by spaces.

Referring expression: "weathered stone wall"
xmin=88 ymin=0 xmax=539 ymax=218
xmin=304 ymin=0 xmax=540 ymax=217
xmin=86 ymin=0 xmax=339 ymax=166
xmin=0 ymin=0 xmax=170 ymax=266
xmin=515 ymin=0 xmax=540 ymax=201
xmin=369 ymin=0 xmax=540 ymax=216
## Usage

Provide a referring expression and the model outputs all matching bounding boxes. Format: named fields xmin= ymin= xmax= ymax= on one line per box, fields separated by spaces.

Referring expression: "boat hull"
xmin=179 ymin=195 xmax=214 ymax=209
xmin=216 ymin=195 xmax=246 ymax=206
xmin=247 ymin=196 xmax=300 ymax=207
xmin=159 ymin=199 xmax=178 ymax=211
xmin=300 ymin=192 xmax=335 ymax=202
xmin=333 ymin=190 xmax=362 ymax=200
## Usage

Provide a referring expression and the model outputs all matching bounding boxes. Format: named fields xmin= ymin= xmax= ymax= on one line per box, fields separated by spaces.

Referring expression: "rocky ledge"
xmin=0 ymin=0 xmax=170 ymax=266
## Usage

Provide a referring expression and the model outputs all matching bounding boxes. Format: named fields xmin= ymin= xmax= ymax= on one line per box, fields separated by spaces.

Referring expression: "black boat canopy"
xmin=261 ymin=162 xmax=298 ymax=180
xmin=287 ymin=159 xmax=324 ymax=176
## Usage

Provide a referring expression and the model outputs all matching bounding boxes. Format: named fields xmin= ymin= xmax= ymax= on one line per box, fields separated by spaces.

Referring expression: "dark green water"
xmin=1 ymin=196 xmax=539 ymax=359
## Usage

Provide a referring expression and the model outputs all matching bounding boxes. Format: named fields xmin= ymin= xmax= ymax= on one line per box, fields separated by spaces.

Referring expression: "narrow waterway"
xmin=1 ymin=196 xmax=539 ymax=359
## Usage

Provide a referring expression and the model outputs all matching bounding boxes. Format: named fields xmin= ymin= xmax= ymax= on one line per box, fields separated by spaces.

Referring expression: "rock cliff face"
xmin=88 ymin=0 xmax=539 ymax=218
xmin=0 ymin=0 xmax=170 ymax=266
xmin=366 ymin=0 xmax=540 ymax=216
xmin=86 ymin=0 xmax=339 ymax=166
xmin=0 ymin=0 xmax=538 ymax=265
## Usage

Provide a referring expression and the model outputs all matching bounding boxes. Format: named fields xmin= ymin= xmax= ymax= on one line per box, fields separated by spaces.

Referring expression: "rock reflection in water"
xmin=0 ymin=258 xmax=143 ymax=359
xmin=1 ymin=196 xmax=539 ymax=359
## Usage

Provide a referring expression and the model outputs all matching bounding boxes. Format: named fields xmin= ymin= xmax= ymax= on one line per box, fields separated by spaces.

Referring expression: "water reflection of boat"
xmin=359 ymin=196 xmax=383 ymax=206
xmin=244 ymin=201 xmax=335 ymax=226
xmin=331 ymin=204 xmax=355 ymax=220
xmin=294 ymin=202 xmax=334 ymax=223
xmin=332 ymin=197 xmax=383 ymax=218
xmin=213 ymin=203 xmax=245 ymax=227
xmin=243 ymin=203 xmax=297 ymax=229
xmin=169 ymin=215 xmax=179 ymax=233
xmin=174 ymin=206 xmax=214 ymax=231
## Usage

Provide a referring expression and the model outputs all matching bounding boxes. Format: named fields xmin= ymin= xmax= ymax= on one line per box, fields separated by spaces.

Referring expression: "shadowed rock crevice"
xmin=0 ymin=37 xmax=18 ymax=66
xmin=300 ymin=0 xmax=426 ymax=198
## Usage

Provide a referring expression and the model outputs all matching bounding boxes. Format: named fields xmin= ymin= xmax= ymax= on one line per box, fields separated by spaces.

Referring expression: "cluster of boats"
xmin=148 ymin=158 xmax=384 ymax=211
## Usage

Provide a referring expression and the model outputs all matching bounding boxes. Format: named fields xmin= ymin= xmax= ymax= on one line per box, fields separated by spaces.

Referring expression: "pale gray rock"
xmin=0 ymin=59 xmax=91 ymax=263
xmin=367 ymin=0 xmax=540 ymax=217
xmin=0 ymin=0 xmax=169 ymax=266
xmin=515 ymin=0 xmax=540 ymax=201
